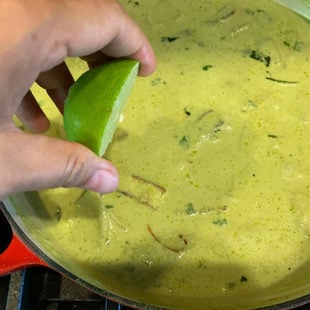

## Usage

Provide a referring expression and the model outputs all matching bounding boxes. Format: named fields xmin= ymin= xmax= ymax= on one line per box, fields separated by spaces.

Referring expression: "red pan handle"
xmin=0 ymin=233 xmax=48 ymax=275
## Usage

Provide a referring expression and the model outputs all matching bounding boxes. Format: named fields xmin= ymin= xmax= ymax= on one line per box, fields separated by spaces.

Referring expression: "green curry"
xmin=24 ymin=0 xmax=310 ymax=309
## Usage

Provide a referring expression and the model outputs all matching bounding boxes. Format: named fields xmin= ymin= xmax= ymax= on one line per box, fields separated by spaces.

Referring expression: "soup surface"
xmin=24 ymin=0 xmax=310 ymax=309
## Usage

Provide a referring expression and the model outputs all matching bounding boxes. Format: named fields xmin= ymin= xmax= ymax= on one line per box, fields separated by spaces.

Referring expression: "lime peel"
xmin=64 ymin=59 xmax=139 ymax=156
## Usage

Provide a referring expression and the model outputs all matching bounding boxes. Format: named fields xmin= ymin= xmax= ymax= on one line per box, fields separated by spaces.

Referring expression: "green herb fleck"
xmin=241 ymin=100 xmax=259 ymax=112
xmin=56 ymin=208 xmax=62 ymax=221
xmin=268 ymin=134 xmax=278 ymax=138
xmin=212 ymin=218 xmax=227 ymax=226
xmin=240 ymin=276 xmax=248 ymax=282
xmin=245 ymin=8 xmax=267 ymax=16
xmin=249 ymin=50 xmax=271 ymax=67
xmin=289 ymin=205 xmax=296 ymax=214
xmin=127 ymin=0 xmax=140 ymax=6
xmin=186 ymin=203 xmax=196 ymax=215
xmin=245 ymin=8 xmax=255 ymax=15
xmin=179 ymin=136 xmax=190 ymax=149
xmin=105 ymin=205 xmax=114 ymax=209
xmin=184 ymin=108 xmax=191 ymax=116
xmin=228 ymin=282 xmax=236 ymax=289
xmin=214 ymin=120 xmax=224 ymax=133
xmin=248 ymin=100 xmax=258 ymax=108
xmin=202 ymin=65 xmax=213 ymax=71
xmin=161 ymin=36 xmax=179 ymax=43
xmin=151 ymin=77 xmax=166 ymax=86
xmin=283 ymin=40 xmax=304 ymax=51
xmin=197 ymin=259 xmax=207 ymax=269
xmin=293 ymin=41 xmax=303 ymax=51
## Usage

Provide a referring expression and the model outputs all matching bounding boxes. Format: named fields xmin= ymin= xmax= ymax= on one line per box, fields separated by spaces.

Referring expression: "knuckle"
xmin=60 ymin=144 xmax=94 ymax=187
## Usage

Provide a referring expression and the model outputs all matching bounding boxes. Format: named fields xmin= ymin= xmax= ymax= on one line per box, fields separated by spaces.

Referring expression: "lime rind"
xmin=64 ymin=60 xmax=139 ymax=157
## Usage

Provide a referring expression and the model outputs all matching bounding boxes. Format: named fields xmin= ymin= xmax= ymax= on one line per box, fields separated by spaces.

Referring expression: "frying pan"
xmin=1 ymin=0 xmax=310 ymax=309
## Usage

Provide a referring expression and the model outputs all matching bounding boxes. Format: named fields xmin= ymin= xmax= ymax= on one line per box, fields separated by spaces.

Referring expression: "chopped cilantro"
xmin=212 ymin=218 xmax=227 ymax=226
xmin=202 ymin=65 xmax=213 ymax=71
xmin=198 ymin=260 xmax=206 ymax=268
xmin=179 ymin=136 xmax=190 ymax=149
xmin=247 ymin=100 xmax=258 ymax=108
xmin=184 ymin=108 xmax=191 ymax=116
xmin=240 ymin=276 xmax=248 ymax=282
xmin=245 ymin=8 xmax=267 ymax=16
xmin=105 ymin=205 xmax=114 ymax=209
xmin=161 ymin=36 xmax=179 ymax=43
xmin=228 ymin=282 xmax=236 ymax=289
xmin=245 ymin=8 xmax=255 ymax=15
xmin=249 ymin=50 xmax=271 ymax=67
xmin=127 ymin=0 xmax=140 ymax=6
xmin=293 ymin=41 xmax=303 ymax=51
xmin=213 ymin=120 xmax=224 ymax=133
xmin=283 ymin=40 xmax=304 ymax=51
xmin=185 ymin=203 xmax=196 ymax=215
xmin=268 ymin=134 xmax=278 ymax=138
xmin=151 ymin=77 xmax=166 ymax=86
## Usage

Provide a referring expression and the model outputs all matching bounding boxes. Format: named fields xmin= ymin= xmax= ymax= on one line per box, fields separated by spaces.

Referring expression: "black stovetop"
xmin=1 ymin=267 xmax=135 ymax=310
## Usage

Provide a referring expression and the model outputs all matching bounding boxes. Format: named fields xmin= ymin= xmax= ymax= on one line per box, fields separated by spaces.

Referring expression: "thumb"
xmin=0 ymin=130 xmax=118 ymax=199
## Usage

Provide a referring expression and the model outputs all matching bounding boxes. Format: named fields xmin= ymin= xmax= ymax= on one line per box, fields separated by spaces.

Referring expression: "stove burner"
xmin=1 ymin=266 xmax=136 ymax=309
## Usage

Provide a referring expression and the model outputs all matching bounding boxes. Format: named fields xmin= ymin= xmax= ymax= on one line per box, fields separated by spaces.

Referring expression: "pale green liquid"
xmin=29 ymin=0 xmax=310 ymax=308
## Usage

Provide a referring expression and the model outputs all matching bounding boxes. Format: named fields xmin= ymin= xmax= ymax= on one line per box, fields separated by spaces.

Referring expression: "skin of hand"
xmin=0 ymin=0 xmax=156 ymax=200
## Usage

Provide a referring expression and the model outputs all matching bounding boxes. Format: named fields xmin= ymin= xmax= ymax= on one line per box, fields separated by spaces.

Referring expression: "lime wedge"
xmin=64 ymin=59 xmax=139 ymax=156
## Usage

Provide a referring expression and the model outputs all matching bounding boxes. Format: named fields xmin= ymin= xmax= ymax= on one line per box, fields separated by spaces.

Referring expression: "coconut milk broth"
xmin=27 ymin=0 xmax=310 ymax=307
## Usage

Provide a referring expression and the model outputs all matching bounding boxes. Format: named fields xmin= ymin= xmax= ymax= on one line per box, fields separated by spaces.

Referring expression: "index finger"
xmin=100 ymin=19 xmax=156 ymax=76
xmin=57 ymin=0 xmax=156 ymax=77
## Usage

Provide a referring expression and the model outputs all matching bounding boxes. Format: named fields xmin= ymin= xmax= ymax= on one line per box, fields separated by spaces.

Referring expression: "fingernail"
xmin=83 ymin=169 xmax=119 ymax=193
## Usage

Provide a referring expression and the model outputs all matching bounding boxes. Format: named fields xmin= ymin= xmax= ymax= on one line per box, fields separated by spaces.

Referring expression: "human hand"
xmin=0 ymin=0 xmax=156 ymax=199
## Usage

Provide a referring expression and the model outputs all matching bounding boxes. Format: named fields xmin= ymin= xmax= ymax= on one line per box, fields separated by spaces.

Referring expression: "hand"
xmin=0 ymin=0 xmax=156 ymax=199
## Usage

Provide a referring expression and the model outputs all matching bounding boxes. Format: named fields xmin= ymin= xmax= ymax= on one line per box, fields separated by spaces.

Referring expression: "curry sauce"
xmin=34 ymin=0 xmax=310 ymax=308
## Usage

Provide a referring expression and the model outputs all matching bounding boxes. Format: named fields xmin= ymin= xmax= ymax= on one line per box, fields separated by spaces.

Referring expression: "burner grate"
xmin=18 ymin=267 xmax=134 ymax=310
